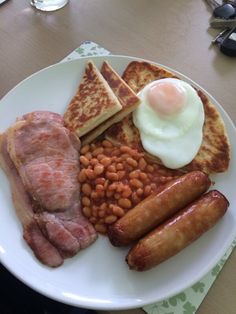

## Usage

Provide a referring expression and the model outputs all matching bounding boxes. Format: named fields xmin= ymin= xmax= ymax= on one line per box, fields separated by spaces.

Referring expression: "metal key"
xmin=205 ymin=0 xmax=236 ymax=19
xmin=211 ymin=28 xmax=230 ymax=43
xmin=211 ymin=26 xmax=236 ymax=56
xmin=210 ymin=16 xmax=236 ymax=28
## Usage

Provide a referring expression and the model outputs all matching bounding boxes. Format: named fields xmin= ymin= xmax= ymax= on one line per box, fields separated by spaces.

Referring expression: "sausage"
xmin=126 ymin=190 xmax=229 ymax=271
xmin=108 ymin=171 xmax=211 ymax=246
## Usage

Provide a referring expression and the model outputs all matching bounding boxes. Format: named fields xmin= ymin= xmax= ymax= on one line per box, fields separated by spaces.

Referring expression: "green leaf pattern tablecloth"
xmin=61 ymin=41 xmax=236 ymax=314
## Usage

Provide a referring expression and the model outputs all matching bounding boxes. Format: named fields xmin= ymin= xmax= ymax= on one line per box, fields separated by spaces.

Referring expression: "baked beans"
xmin=79 ymin=139 xmax=181 ymax=234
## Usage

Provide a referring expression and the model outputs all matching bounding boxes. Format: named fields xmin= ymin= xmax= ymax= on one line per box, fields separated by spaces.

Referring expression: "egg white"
xmin=133 ymin=78 xmax=205 ymax=169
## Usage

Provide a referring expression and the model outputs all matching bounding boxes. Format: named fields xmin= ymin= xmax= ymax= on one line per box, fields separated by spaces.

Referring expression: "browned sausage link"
xmin=108 ymin=171 xmax=211 ymax=246
xmin=126 ymin=190 xmax=229 ymax=271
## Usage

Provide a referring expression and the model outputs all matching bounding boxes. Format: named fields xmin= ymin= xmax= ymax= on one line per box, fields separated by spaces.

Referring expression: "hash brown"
xmin=105 ymin=61 xmax=230 ymax=174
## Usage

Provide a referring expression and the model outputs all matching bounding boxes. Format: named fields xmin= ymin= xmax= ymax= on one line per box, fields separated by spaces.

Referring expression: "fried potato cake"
xmin=81 ymin=61 xmax=140 ymax=144
xmin=64 ymin=60 xmax=122 ymax=137
xmin=105 ymin=61 xmax=230 ymax=174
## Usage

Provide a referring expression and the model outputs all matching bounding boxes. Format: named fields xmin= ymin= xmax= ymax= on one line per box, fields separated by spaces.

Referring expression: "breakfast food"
xmin=0 ymin=59 xmax=231 ymax=272
xmin=133 ymin=78 xmax=205 ymax=169
xmin=0 ymin=111 xmax=97 ymax=267
xmin=64 ymin=60 xmax=122 ymax=137
xmin=81 ymin=61 xmax=140 ymax=144
xmin=74 ymin=60 xmax=230 ymax=269
xmin=105 ymin=114 xmax=146 ymax=152
xmin=108 ymin=171 xmax=211 ymax=246
xmin=127 ymin=190 xmax=229 ymax=271
xmin=78 ymin=139 xmax=181 ymax=234
xmin=122 ymin=60 xmax=178 ymax=93
xmin=105 ymin=61 xmax=230 ymax=174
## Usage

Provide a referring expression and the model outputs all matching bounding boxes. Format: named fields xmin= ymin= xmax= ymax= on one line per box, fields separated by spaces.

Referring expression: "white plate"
xmin=0 ymin=55 xmax=236 ymax=310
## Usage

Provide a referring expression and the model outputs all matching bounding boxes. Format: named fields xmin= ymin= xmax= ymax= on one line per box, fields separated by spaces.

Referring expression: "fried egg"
xmin=133 ymin=78 xmax=205 ymax=169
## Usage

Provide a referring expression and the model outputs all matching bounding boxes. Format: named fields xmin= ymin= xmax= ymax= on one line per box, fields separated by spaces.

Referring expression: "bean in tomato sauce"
xmin=78 ymin=140 xmax=181 ymax=234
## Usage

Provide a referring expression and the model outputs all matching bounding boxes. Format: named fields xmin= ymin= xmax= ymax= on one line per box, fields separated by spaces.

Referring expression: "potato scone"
xmin=81 ymin=61 xmax=140 ymax=144
xmin=105 ymin=61 xmax=230 ymax=174
xmin=64 ymin=60 xmax=122 ymax=137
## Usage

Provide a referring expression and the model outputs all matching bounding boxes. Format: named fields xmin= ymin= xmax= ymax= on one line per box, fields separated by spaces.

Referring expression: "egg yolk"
xmin=147 ymin=81 xmax=186 ymax=116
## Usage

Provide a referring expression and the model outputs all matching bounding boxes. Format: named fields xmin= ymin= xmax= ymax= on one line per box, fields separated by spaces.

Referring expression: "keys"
xmin=210 ymin=16 xmax=236 ymax=28
xmin=212 ymin=26 xmax=236 ymax=56
xmin=212 ymin=28 xmax=230 ymax=43
xmin=205 ymin=0 xmax=236 ymax=19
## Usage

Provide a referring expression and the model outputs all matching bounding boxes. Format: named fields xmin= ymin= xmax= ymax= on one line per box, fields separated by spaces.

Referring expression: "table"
xmin=0 ymin=1 xmax=235 ymax=313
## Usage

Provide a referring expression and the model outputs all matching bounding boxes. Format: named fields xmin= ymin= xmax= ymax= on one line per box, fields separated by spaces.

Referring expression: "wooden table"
xmin=1 ymin=1 xmax=235 ymax=313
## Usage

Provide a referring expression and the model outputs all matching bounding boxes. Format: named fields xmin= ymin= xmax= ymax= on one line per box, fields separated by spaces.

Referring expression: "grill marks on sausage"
xmin=126 ymin=190 xmax=229 ymax=271
xmin=108 ymin=171 xmax=211 ymax=247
